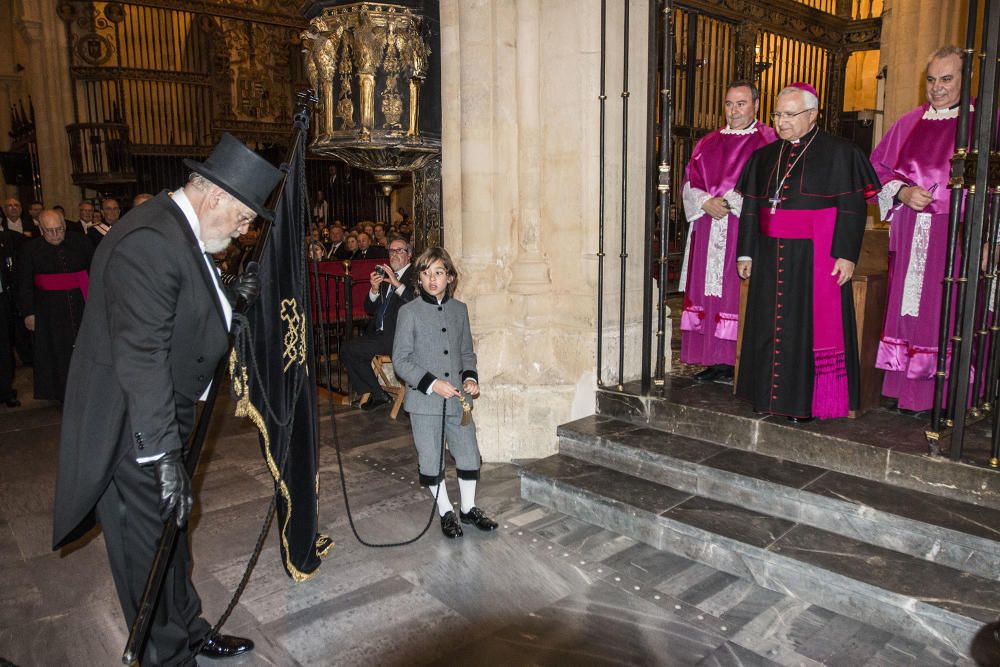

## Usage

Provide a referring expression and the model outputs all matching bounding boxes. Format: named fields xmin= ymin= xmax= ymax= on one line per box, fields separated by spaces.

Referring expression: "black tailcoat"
xmin=53 ymin=192 xmax=230 ymax=548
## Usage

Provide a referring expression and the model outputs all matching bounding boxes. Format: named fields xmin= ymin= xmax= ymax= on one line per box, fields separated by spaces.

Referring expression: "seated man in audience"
xmin=326 ymin=224 xmax=351 ymax=259
xmin=355 ymin=231 xmax=388 ymax=260
xmin=341 ymin=236 xmax=414 ymax=409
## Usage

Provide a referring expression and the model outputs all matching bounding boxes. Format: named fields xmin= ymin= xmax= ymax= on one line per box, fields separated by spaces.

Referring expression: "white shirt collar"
xmin=170 ymin=189 xmax=205 ymax=251
xmin=395 ymin=262 xmax=410 ymax=279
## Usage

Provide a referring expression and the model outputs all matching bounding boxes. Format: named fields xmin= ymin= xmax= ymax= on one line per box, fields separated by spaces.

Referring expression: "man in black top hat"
xmin=52 ymin=133 xmax=282 ymax=665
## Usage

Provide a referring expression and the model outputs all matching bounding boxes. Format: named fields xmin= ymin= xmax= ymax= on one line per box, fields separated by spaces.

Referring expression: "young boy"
xmin=392 ymin=247 xmax=497 ymax=538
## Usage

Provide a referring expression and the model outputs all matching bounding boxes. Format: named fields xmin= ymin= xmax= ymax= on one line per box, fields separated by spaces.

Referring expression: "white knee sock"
xmin=458 ymin=478 xmax=477 ymax=513
xmin=428 ymin=483 xmax=453 ymax=516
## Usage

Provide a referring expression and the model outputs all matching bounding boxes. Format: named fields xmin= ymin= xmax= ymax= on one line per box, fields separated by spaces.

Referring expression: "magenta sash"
xmin=760 ymin=207 xmax=848 ymax=418
xmin=35 ymin=270 xmax=89 ymax=301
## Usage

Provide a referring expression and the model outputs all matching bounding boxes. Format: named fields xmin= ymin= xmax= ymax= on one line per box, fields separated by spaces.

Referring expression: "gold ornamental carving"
xmin=301 ymin=2 xmax=439 ymax=192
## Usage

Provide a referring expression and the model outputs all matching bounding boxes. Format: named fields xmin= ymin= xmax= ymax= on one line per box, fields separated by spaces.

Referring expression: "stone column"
xmin=878 ymin=0 xmax=969 ymax=134
xmin=508 ymin=0 xmax=550 ymax=294
xmin=15 ymin=0 xmax=75 ymax=208
xmin=0 ymin=2 xmax=20 ymax=197
xmin=440 ymin=0 xmax=650 ymax=461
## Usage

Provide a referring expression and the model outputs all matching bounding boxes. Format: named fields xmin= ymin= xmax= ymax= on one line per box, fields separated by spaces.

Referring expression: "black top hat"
xmin=183 ymin=133 xmax=283 ymax=221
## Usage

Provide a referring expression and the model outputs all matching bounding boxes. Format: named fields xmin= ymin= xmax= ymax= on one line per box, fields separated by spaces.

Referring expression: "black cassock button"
xmin=442 ymin=328 xmax=447 ymax=332
xmin=443 ymin=350 xmax=449 ymax=355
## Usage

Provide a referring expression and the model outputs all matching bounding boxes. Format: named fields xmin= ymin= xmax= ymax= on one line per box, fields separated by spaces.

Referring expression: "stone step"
xmin=596 ymin=379 xmax=1000 ymax=510
xmin=520 ymin=454 xmax=1000 ymax=658
xmin=558 ymin=415 xmax=1000 ymax=582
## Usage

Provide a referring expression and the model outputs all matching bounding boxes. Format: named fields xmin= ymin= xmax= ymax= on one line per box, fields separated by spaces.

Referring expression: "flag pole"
xmin=122 ymin=92 xmax=316 ymax=665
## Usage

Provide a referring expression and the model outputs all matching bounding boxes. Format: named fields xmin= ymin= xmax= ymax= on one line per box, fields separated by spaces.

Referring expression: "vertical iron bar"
xmin=641 ymin=0 xmax=659 ymax=394
xmin=950 ymin=0 xmax=997 ymax=459
xmin=932 ymin=1 xmax=978 ymax=434
xmin=684 ymin=11 xmax=697 ymax=126
xmin=654 ymin=0 xmax=674 ymax=381
xmin=617 ymin=0 xmax=631 ymax=390
xmin=597 ymin=0 xmax=608 ymax=387
xmin=985 ymin=97 xmax=1000 ymax=454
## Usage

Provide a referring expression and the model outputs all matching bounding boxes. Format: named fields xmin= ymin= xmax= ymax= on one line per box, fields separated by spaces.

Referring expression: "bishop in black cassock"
xmin=18 ymin=211 xmax=92 ymax=402
xmin=735 ymin=84 xmax=880 ymax=421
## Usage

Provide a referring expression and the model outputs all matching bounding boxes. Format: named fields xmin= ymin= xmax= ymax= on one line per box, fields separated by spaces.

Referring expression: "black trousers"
xmin=341 ymin=332 xmax=393 ymax=395
xmin=11 ymin=301 xmax=31 ymax=365
xmin=96 ymin=453 xmax=210 ymax=667
xmin=0 ymin=294 xmax=14 ymax=401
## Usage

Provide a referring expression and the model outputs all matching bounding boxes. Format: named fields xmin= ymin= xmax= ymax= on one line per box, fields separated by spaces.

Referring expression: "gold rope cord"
xmin=229 ymin=349 xmax=331 ymax=583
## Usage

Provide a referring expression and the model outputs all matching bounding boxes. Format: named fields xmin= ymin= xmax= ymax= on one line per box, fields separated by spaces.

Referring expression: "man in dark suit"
xmin=354 ymin=230 xmax=388 ymax=260
xmin=342 ymin=235 xmax=414 ymax=409
xmin=325 ymin=224 xmax=351 ymax=259
xmin=52 ymin=134 xmax=281 ymax=665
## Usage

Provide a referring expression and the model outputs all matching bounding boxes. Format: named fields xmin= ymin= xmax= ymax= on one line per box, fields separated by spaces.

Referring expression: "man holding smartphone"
xmin=341 ymin=235 xmax=415 ymax=410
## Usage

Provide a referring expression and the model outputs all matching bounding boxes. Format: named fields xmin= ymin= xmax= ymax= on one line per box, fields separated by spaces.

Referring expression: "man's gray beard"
xmin=203 ymin=237 xmax=231 ymax=254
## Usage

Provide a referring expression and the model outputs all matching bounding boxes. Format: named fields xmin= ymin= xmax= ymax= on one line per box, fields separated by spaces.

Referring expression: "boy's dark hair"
xmin=414 ymin=246 xmax=458 ymax=297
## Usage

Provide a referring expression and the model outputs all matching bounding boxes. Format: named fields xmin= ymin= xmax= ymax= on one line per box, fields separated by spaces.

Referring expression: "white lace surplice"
xmin=679 ymin=182 xmax=739 ymax=297
xmin=901 ymin=212 xmax=931 ymax=317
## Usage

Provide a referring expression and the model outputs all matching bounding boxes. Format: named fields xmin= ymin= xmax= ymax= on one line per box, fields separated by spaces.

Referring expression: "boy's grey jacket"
xmin=392 ymin=292 xmax=478 ymax=417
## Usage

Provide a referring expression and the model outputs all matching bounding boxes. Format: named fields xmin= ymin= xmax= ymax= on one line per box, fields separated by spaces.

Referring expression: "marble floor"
xmin=0 ymin=368 xmax=986 ymax=666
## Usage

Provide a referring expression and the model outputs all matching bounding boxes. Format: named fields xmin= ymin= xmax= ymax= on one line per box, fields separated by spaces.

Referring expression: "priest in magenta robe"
xmin=735 ymin=83 xmax=881 ymax=421
xmin=679 ymin=79 xmax=777 ymax=382
xmin=870 ymin=46 xmax=968 ymax=412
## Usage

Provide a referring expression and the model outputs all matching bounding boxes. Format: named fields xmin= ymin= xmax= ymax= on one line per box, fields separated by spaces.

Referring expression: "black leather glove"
xmin=154 ymin=449 xmax=193 ymax=528
xmin=235 ymin=261 xmax=260 ymax=306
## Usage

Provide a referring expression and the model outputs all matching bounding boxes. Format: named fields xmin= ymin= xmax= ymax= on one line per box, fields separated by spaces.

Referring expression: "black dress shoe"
xmin=199 ymin=633 xmax=254 ymax=659
xmin=2 ymin=398 xmax=19 ymax=408
xmin=787 ymin=416 xmax=814 ymax=424
xmin=361 ymin=391 xmax=392 ymax=411
xmin=459 ymin=507 xmax=498 ymax=532
xmin=440 ymin=510 xmax=464 ymax=538
xmin=693 ymin=366 xmax=721 ymax=382
xmin=715 ymin=365 xmax=734 ymax=381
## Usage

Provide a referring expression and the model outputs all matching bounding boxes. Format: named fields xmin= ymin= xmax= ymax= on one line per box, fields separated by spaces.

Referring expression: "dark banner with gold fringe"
xmin=231 ymin=111 xmax=332 ymax=581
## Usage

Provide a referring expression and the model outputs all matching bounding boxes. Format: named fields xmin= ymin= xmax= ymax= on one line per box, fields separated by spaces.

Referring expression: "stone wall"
xmin=5 ymin=0 xmax=75 ymax=208
xmin=878 ymin=0 xmax=969 ymax=133
xmin=439 ymin=0 xmax=654 ymax=462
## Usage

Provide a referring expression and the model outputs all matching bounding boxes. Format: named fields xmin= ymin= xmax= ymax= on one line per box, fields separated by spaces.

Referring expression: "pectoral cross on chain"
xmin=768 ymin=194 xmax=781 ymax=214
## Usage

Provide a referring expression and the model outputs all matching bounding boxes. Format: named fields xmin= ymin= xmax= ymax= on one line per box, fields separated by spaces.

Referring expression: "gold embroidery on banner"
xmin=280 ymin=298 xmax=307 ymax=373
xmin=229 ymin=350 xmax=320 ymax=583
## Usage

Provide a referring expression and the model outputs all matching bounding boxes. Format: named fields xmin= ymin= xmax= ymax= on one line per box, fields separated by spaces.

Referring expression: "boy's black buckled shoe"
xmin=459 ymin=507 xmax=497 ymax=532
xmin=440 ymin=510 xmax=464 ymax=538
